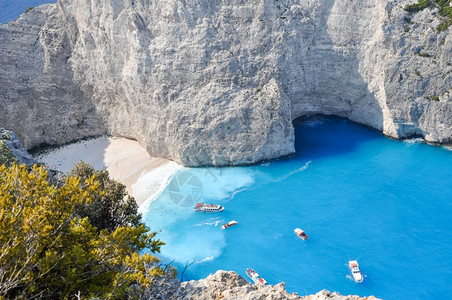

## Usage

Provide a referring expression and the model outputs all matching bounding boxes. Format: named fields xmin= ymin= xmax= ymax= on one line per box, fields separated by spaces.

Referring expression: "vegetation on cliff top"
xmin=404 ymin=0 xmax=452 ymax=31
xmin=0 ymin=163 xmax=175 ymax=299
xmin=23 ymin=7 xmax=34 ymax=14
xmin=69 ymin=161 xmax=143 ymax=233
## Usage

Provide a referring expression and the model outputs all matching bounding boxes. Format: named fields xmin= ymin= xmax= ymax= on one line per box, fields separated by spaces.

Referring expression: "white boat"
xmin=294 ymin=228 xmax=308 ymax=240
xmin=246 ymin=268 xmax=267 ymax=285
xmin=348 ymin=260 xmax=363 ymax=283
xmin=194 ymin=203 xmax=224 ymax=212
xmin=222 ymin=220 xmax=238 ymax=229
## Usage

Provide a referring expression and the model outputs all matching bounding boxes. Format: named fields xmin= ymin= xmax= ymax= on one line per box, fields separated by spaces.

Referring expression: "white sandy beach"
xmin=35 ymin=136 xmax=181 ymax=206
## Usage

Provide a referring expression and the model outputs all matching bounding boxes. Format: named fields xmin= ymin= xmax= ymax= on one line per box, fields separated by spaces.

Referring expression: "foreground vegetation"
xmin=404 ymin=0 xmax=452 ymax=31
xmin=0 ymin=133 xmax=18 ymax=167
xmin=0 ymin=162 xmax=175 ymax=299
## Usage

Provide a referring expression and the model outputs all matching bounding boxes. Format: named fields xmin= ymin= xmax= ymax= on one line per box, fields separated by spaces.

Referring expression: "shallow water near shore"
xmin=143 ymin=116 xmax=452 ymax=299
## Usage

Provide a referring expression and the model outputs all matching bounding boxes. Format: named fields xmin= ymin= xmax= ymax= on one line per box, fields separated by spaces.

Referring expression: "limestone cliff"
xmin=0 ymin=0 xmax=451 ymax=166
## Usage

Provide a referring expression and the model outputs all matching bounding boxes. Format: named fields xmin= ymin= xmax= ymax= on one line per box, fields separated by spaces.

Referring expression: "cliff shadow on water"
xmin=292 ymin=115 xmax=382 ymax=161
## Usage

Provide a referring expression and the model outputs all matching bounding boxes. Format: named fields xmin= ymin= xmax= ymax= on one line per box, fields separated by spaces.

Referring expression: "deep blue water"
xmin=0 ymin=0 xmax=56 ymax=24
xmin=142 ymin=116 xmax=452 ymax=299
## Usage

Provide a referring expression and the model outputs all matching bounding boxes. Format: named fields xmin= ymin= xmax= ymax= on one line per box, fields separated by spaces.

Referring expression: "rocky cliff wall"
xmin=0 ymin=0 xmax=450 ymax=166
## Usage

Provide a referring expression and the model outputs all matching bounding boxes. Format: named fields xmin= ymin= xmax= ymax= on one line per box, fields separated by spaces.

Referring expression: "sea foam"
xmin=403 ymin=137 xmax=424 ymax=144
xmin=135 ymin=161 xmax=183 ymax=213
xmin=141 ymin=166 xmax=255 ymax=266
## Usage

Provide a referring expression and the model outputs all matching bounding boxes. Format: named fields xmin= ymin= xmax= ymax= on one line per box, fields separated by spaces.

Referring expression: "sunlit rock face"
xmin=0 ymin=0 xmax=450 ymax=166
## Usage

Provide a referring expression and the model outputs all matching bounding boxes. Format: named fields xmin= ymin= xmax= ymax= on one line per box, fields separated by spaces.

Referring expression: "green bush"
xmin=440 ymin=6 xmax=452 ymax=18
xmin=436 ymin=0 xmax=450 ymax=6
xmin=0 ymin=163 xmax=174 ymax=299
xmin=404 ymin=0 xmax=451 ymax=31
xmin=23 ymin=7 xmax=34 ymax=14
xmin=0 ymin=140 xmax=18 ymax=167
xmin=69 ymin=161 xmax=142 ymax=232
xmin=437 ymin=20 xmax=451 ymax=31
xmin=404 ymin=0 xmax=431 ymax=13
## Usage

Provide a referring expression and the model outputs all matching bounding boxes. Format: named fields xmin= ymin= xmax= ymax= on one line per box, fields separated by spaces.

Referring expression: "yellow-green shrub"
xmin=0 ymin=164 xmax=172 ymax=299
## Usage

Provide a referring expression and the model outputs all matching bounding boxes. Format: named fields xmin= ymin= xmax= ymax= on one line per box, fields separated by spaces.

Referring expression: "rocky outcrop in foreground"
xmin=0 ymin=0 xmax=451 ymax=166
xmin=0 ymin=129 xmax=35 ymax=166
xmin=169 ymin=270 xmax=379 ymax=300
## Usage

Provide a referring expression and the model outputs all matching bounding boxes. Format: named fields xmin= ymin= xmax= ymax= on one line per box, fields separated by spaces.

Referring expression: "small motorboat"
xmin=222 ymin=220 xmax=238 ymax=229
xmin=246 ymin=268 xmax=267 ymax=285
xmin=294 ymin=228 xmax=308 ymax=240
xmin=348 ymin=260 xmax=364 ymax=283
xmin=194 ymin=203 xmax=224 ymax=212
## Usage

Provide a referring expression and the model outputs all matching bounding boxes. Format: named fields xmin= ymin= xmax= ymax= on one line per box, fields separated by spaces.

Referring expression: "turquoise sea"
xmin=142 ymin=116 xmax=452 ymax=299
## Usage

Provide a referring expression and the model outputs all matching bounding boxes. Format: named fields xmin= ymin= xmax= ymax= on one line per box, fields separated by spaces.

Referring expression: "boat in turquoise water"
xmin=222 ymin=220 xmax=238 ymax=229
xmin=246 ymin=268 xmax=267 ymax=285
xmin=143 ymin=116 xmax=452 ymax=299
xmin=194 ymin=203 xmax=224 ymax=212
xmin=348 ymin=260 xmax=363 ymax=283
xmin=294 ymin=228 xmax=308 ymax=240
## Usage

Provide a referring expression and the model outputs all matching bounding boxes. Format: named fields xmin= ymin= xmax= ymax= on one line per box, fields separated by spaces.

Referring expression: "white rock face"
xmin=0 ymin=0 xmax=451 ymax=166
xmin=173 ymin=270 xmax=380 ymax=300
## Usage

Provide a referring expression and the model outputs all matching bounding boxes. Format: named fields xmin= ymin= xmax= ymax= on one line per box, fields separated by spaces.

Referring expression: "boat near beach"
xmin=294 ymin=228 xmax=308 ymax=240
xmin=246 ymin=268 xmax=267 ymax=285
xmin=222 ymin=220 xmax=238 ymax=229
xmin=194 ymin=203 xmax=224 ymax=212
xmin=348 ymin=260 xmax=364 ymax=283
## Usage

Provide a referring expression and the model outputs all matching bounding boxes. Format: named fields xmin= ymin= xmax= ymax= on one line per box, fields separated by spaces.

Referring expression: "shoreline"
xmin=34 ymin=136 xmax=180 ymax=206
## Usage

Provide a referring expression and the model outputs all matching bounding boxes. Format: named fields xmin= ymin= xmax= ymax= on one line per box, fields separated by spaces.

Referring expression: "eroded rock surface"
xmin=0 ymin=0 xmax=451 ymax=166
xmin=171 ymin=270 xmax=380 ymax=300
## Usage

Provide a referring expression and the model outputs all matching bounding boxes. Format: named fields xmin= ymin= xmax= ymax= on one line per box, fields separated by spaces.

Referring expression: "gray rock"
xmin=0 ymin=0 xmax=451 ymax=166
xmin=171 ymin=270 xmax=379 ymax=300
xmin=0 ymin=129 xmax=35 ymax=166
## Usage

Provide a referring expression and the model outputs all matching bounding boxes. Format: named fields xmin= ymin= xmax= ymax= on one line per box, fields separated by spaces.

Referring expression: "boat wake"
xmin=192 ymin=218 xmax=223 ymax=227
xmin=273 ymin=161 xmax=311 ymax=182
xmin=229 ymin=187 xmax=251 ymax=200
xmin=272 ymin=233 xmax=284 ymax=239
xmin=196 ymin=167 xmax=255 ymax=201
xmin=404 ymin=138 xmax=424 ymax=145
xmin=197 ymin=256 xmax=216 ymax=263
xmin=346 ymin=273 xmax=367 ymax=281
